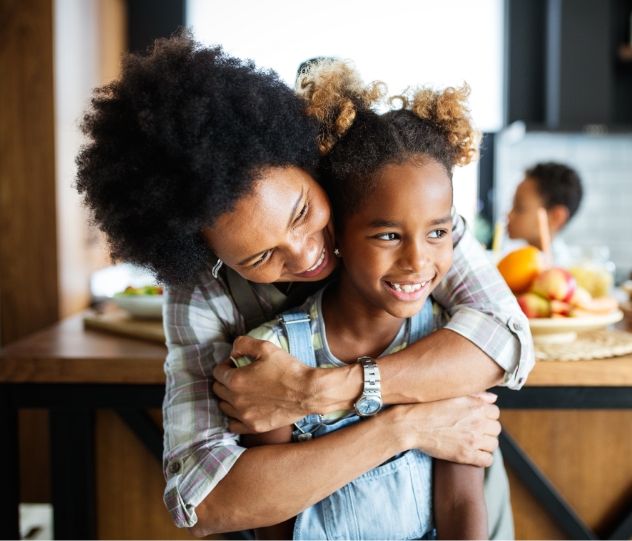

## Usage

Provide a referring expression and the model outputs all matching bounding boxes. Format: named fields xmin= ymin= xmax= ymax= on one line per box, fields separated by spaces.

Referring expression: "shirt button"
xmin=169 ymin=461 xmax=181 ymax=474
xmin=511 ymin=320 xmax=522 ymax=332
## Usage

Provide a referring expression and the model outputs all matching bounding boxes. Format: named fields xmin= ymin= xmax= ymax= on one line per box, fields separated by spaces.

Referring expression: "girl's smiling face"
xmin=203 ymin=166 xmax=337 ymax=283
xmin=335 ymin=160 xmax=454 ymax=319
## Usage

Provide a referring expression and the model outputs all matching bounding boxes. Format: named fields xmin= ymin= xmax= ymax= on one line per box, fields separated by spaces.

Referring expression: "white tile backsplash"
xmin=495 ymin=131 xmax=632 ymax=283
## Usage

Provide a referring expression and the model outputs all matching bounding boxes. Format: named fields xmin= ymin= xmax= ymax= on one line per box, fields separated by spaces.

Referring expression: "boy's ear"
xmin=548 ymin=205 xmax=570 ymax=233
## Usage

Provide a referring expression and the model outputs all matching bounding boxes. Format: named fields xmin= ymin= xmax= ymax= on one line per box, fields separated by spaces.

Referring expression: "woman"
xmin=76 ymin=33 xmax=533 ymax=537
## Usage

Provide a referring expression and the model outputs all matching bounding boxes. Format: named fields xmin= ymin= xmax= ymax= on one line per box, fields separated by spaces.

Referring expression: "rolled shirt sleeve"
xmin=432 ymin=211 xmax=535 ymax=389
xmin=162 ymin=273 xmax=248 ymax=528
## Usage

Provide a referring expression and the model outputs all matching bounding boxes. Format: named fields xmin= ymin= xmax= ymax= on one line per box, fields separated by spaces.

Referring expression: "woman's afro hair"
xmin=76 ymin=30 xmax=319 ymax=286
xmin=297 ymin=60 xmax=481 ymax=227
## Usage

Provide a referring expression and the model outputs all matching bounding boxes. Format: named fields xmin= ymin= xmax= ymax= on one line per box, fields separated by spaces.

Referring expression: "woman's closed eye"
xmin=249 ymin=249 xmax=272 ymax=268
xmin=292 ymin=201 xmax=309 ymax=228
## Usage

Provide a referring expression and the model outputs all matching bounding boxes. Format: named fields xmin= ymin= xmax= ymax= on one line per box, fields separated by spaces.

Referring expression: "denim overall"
xmin=279 ymin=299 xmax=437 ymax=541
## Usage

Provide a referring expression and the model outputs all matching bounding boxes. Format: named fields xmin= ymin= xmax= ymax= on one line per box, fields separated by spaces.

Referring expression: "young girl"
xmin=234 ymin=60 xmax=488 ymax=540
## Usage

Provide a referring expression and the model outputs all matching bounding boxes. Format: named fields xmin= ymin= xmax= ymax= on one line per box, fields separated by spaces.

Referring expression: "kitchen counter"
xmin=1 ymin=313 xmax=632 ymax=539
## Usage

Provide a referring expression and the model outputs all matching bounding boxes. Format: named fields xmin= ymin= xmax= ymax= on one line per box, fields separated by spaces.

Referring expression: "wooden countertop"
xmin=1 ymin=312 xmax=632 ymax=386
xmin=0 ymin=312 xmax=167 ymax=384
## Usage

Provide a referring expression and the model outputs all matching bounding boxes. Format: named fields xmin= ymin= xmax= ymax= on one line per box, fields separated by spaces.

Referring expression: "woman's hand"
xmin=385 ymin=392 xmax=501 ymax=467
xmin=213 ymin=336 xmax=324 ymax=433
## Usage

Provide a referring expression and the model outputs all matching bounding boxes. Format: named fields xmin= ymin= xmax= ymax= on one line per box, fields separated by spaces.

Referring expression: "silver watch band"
xmin=358 ymin=356 xmax=380 ymax=395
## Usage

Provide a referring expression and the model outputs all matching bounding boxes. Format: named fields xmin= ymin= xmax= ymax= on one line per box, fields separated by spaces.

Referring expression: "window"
xmin=188 ymin=0 xmax=505 ymax=224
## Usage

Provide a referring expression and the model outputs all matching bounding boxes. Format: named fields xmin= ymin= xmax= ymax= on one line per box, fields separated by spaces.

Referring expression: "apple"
xmin=517 ymin=292 xmax=551 ymax=318
xmin=550 ymin=300 xmax=571 ymax=316
xmin=530 ymin=268 xmax=576 ymax=303
xmin=569 ymin=285 xmax=592 ymax=307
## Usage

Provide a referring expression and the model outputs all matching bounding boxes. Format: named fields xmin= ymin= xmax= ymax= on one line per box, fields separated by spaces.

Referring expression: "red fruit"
xmin=517 ymin=292 xmax=551 ymax=318
xmin=531 ymin=268 xmax=576 ymax=303
xmin=569 ymin=285 xmax=592 ymax=307
xmin=550 ymin=300 xmax=571 ymax=316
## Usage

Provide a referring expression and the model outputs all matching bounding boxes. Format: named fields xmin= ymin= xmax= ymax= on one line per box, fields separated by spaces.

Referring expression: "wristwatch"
xmin=353 ymin=357 xmax=383 ymax=417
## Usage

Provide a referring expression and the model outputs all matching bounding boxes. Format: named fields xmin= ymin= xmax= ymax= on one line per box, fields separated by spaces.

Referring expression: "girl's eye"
xmin=428 ymin=229 xmax=447 ymax=239
xmin=250 ymin=250 xmax=271 ymax=268
xmin=375 ymin=232 xmax=399 ymax=241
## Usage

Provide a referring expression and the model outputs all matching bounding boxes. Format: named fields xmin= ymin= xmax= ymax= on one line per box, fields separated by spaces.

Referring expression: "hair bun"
xmin=407 ymin=84 xmax=480 ymax=166
xmin=297 ymin=59 xmax=386 ymax=155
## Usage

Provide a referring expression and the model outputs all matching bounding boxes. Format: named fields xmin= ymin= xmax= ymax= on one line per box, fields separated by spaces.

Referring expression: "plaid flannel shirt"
xmin=161 ymin=211 xmax=534 ymax=528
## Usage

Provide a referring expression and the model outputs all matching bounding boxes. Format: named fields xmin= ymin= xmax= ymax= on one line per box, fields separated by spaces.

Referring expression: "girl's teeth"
xmin=389 ymin=281 xmax=428 ymax=293
xmin=306 ymin=248 xmax=325 ymax=272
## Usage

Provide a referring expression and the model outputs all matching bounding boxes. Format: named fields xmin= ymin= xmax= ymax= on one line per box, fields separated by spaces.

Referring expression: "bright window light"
xmin=187 ymin=0 xmax=504 ymax=224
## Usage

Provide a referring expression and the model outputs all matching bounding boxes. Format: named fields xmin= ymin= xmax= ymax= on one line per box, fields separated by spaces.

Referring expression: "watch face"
xmin=357 ymin=398 xmax=381 ymax=416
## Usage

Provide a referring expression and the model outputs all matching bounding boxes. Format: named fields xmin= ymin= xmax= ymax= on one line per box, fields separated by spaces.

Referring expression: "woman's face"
xmin=203 ymin=166 xmax=337 ymax=283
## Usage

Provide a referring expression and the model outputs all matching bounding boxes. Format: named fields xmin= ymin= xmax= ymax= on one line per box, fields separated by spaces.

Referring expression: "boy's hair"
xmin=296 ymin=60 xmax=480 ymax=228
xmin=76 ymin=30 xmax=319 ymax=286
xmin=525 ymin=162 xmax=583 ymax=220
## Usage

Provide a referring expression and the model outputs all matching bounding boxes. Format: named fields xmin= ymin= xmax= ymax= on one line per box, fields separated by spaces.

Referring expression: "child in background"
xmin=234 ymin=61 xmax=489 ymax=540
xmin=507 ymin=162 xmax=583 ymax=266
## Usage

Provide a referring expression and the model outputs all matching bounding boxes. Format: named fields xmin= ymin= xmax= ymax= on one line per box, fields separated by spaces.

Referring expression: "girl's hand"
xmin=383 ymin=394 xmax=501 ymax=467
xmin=213 ymin=336 xmax=321 ymax=433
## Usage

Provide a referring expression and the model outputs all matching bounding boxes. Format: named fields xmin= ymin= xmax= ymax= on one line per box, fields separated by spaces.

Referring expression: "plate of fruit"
xmin=497 ymin=247 xmax=622 ymax=344
xmin=112 ymin=285 xmax=164 ymax=319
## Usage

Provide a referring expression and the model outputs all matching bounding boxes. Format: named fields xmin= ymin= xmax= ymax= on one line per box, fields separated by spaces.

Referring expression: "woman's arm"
xmin=188 ymin=398 xmax=500 ymax=537
xmin=213 ymin=213 xmax=534 ymax=431
xmin=240 ymin=427 xmax=295 ymax=540
xmin=433 ymin=460 xmax=488 ymax=540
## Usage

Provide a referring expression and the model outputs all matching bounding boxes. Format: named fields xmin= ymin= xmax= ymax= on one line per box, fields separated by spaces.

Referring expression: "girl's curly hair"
xmin=297 ymin=60 xmax=481 ymax=227
xmin=76 ymin=30 xmax=319 ymax=286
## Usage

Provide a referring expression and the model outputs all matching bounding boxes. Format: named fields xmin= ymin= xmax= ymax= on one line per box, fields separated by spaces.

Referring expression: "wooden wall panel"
xmin=95 ymin=409 xmax=221 ymax=540
xmin=502 ymin=410 xmax=632 ymax=540
xmin=0 ymin=0 xmax=59 ymax=345
xmin=0 ymin=0 xmax=58 ymax=506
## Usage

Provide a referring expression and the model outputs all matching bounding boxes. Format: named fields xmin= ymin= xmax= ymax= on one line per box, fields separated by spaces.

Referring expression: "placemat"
xmin=535 ymin=329 xmax=632 ymax=361
xmin=84 ymin=311 xmax=166 ymax=343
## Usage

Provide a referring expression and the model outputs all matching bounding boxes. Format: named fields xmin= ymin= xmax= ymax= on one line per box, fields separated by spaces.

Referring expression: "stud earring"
xmin=211 ymin=258 xmax=223 ymax=279
xmin=334 ymin=248 xmax=340 ymax=256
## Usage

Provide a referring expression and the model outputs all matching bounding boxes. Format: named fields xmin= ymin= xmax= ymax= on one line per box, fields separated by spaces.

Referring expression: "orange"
xmin=497 ymin=246 xmax=544 ymax=294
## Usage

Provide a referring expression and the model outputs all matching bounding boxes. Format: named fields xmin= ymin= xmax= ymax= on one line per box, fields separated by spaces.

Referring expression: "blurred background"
xmin=2 ymin=0 xmax=632 ymax=539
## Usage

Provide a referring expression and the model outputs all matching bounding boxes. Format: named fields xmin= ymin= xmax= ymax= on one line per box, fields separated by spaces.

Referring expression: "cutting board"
xmin=83 ymin=310 xmax=166 ymax=343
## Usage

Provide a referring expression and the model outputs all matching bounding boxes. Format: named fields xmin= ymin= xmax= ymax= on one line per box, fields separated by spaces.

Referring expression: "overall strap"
xmin=409 ymin=298 xmax=435 ymax=344
xmin=280 ymin=309 xmax=321 ymax=430
xmin=278 ymin=308 xmax=317 ymax=368
xmin=225 ymin=267 xmax=268 ymax=333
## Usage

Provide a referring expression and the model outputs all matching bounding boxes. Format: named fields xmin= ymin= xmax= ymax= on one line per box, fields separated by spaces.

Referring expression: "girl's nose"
xmin=398 ymin=241 xmax=430 ymax=273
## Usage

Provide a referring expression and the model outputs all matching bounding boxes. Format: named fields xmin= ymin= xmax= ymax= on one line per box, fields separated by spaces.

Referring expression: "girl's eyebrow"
xmin=368 ymin=219 xmax=402 ymax=228
xmin=430 ymin=215 xmax=453 ymax=225
xmin=368 ymin=214 xmax=453 ymax=229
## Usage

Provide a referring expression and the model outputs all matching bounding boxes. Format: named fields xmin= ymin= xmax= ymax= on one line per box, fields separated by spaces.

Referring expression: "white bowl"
xmin=529 ymin=310 xmax=624 ymax=344
xmin=111 ymin=294 xmax=164 ymax=319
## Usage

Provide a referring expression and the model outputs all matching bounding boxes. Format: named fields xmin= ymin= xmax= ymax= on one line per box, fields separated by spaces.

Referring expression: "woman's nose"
xmin=284 ymin=236 xmax=319 ymax=273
